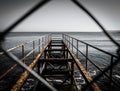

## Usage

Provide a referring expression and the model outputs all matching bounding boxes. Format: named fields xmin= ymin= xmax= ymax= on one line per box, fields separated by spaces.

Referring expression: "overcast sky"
xmin=0 ymin=0 xmax=120 ymax=32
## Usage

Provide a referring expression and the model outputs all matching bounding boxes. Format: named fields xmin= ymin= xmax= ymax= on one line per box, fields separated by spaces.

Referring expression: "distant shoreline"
xmin=6 ymin=31 xmax=119 ymax=37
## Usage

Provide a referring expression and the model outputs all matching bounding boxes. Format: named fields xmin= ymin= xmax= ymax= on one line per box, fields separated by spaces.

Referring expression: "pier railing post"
xmin=62 ymin=34 xmax=63 ymax=41
xmin=71 ymin=61 xmax=74 ymax=85
xmin=109 ymin=56 xmax=113 ymax=91
xmin=37 ymin=61 xmax=40 ymax=75
xmin=33 ymin=41 xmax=35 ymax=58
xmin=76 ymin=40 xmax=78 ymax=58
xmin=86 ymin=44 xmax=88 ymax=71
xmin=69 ymin=36 xmax=70 ymax=48
xmin=65 ymin=35 xmax=67 ymax=44
xmin=72 ymin=38 xmax=73 ymax=52
xmin=39 ymin=39 xmax=41 ymax=52
xmin=22 ymin=45 xmax=25 ymax=62
xmin=42 ymin=37 xmax=44 ymax=48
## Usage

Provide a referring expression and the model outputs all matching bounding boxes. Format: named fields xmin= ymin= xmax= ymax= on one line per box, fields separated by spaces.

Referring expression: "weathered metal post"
xmin=39 ymin=39 xmax=41 ymax=52
xmin=71 ymin=61 xmax=74 ymax=85
xmin=62 ymin=34 xmax=63 ymax=41
xmin=33 ymin=41 xmax=35 ymax=58
xmin=69 ymin=36 xmax=70 ymax=48
xmin=45 ymin=36 xmax=47 ymax=45
xmin=22 ymin=44 xmax=25 ymax=62
xmin=86 ymin=44 xmax=88 ymax=71
xmin=65 ymin=35 xmax=67 ymax=44
xmin=72 ymin=38 xmax=73 ymax=52
xmin=37 ymin=61 xmax=40 ymax=75
xmin=42 ymin=37 xmax=44 ymax=48
xmin=76 ymin=40 xmax=78 ymax=58
xmin=67 ymin=35 xmax=68 ymax=46
xmin=109 ymin=56 xmax=113 ymax=91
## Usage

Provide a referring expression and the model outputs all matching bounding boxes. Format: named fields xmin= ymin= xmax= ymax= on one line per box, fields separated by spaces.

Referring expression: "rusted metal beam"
xmin=0 ymin=64 xmax=17 ymax=80
xmin=39 ymin=58 xmax=73 ymax=62
xmin=0 ymin=48 xmax=37 ymax=80
xmin=45 ymin=49 xmax=68 ymax=51
xmin=63 ymin=41 xmax=101 ymax=91
xmin=48 ymin=44 xmax=65 ymax=46
xmin=11 ymin=40 xmax=51 ymax=91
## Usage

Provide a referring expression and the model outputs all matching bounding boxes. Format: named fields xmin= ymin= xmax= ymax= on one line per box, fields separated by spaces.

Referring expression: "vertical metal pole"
xmin=69 ymin=36 xmax=70 ymax=48
xmin=44 ymin=51 xmax=46 ymax=59
xmin=50 ymin=33 xmax=52 ymax=41
xmin=47 ymin=36 xmax=48 ymax=43
xmin=37 ymin=61 xmax=40 ymax=75
xmin=66 ymin=35 xmax=67 ymax=44
xmin=62 ymin=34 xmax=63 ymax=41
xmin=48 ymin=35 xmax=49 ymax=42
xmin=33 ymin=41 xmax=35 ymax=58
xmin=39 ymin=39 xmax=41 ymax=52
xmin=72 ymin=38 xmax=73 ymax=52
xmin=44 ymin=37 xmax=45 ymax=46
xmin=64 ymin=45 xmax=66 ymax=58
xmin=109 ymin=56 xmax=113 ymax=91
xmin=67 ymin=35 xmax=68 ymax=46
xmin=71 ymin=61 xmax=74 ymax=85
xmin=42 ymin=37 xmax=44 ymax=48
xmin=44 ymin=36 xmax=46 ymax=46
xmin=65 ymin=35 xmax=67 ymax=45
xmin=86 ymin=44 xmax=88 ymax=71
xmin=45 ymin=36 xmax=47 ymax=45
xmin=22 ymin=45 xmax=24 ymax=62
xmin=76 ymin=40 xmax=78 ymax=58
xmin=65 ymin=35 xmax=66 ymax=43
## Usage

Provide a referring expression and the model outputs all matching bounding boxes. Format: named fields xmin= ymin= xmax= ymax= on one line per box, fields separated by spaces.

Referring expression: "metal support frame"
xmin=63 ymin=34 xmax=120 ymax=90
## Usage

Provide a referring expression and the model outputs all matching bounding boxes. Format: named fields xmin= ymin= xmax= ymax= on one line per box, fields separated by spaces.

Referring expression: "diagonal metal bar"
xmin=72 ymin=0 xmax=120 ymax=47
xmin=2 ymin=48 xmax=57 ymax=91
xmin=71 ymin=0 xmax=120 ymax=89
xmin=64 ymin=34 xmax=120 ymax=89
xmin=0 ymin=0 xmax=51 ymax=41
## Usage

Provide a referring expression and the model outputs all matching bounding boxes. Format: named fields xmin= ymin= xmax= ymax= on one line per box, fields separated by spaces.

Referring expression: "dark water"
xmin=0 ymin=32 xmax=120 ymax=91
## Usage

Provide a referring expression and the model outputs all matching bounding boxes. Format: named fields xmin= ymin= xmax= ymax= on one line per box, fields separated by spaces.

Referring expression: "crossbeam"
xmin=39 ymin=58 xmax=73 ymax=62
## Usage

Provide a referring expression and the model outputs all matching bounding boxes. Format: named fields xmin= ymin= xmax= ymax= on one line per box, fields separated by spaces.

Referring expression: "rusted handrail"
xmin=11 ymin=39 xmax=52 ymax=91
xmin=63 ymin=34 xmax=118 ymax=58
xmin=63 ymin=38 xmax=101 ymax=91
xmin=0 ymin=34 xmax=51 ymax=80
xmin=62 ymin=33 xmax=120 ymax=90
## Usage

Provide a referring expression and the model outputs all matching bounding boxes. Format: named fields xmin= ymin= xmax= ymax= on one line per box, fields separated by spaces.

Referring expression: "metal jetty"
xmin=0 ymin=33 xmax=119 ymax=91
xmin=0 ymin=0 xmax=120 ymax=91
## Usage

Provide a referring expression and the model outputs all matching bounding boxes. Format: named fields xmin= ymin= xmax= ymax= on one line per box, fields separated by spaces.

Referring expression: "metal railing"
xmin=62 ymin=33 xmax=120 ymax=91
xmin=0 ymin=34 xmax=55 ymax=91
